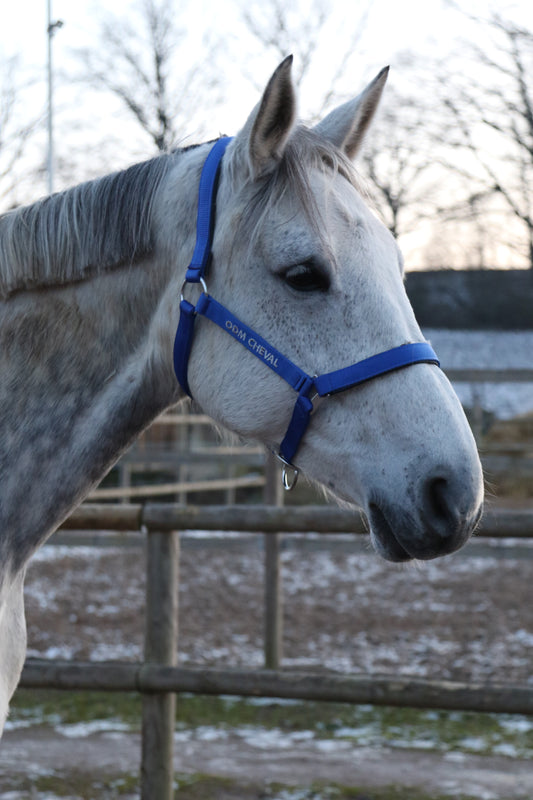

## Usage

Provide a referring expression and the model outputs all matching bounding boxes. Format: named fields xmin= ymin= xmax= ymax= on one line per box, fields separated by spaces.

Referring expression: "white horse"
xmin=0 ymin=58 xmax=483 ymax=733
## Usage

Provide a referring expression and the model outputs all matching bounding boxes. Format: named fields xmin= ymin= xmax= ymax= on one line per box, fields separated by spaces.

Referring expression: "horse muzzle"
xmin=367 ymin=468 xmax=484 ymax=562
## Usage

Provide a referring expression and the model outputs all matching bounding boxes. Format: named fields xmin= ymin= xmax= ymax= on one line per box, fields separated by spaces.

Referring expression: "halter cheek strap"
xmin=173 ymin=137 xmax=440 ymax=489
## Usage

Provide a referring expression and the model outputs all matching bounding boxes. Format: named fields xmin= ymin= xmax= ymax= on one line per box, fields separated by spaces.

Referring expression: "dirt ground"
xmin=1 ymin=724 xmax=533 ymax=799
xmin=3 ymin=529 xmax=533 ymax=798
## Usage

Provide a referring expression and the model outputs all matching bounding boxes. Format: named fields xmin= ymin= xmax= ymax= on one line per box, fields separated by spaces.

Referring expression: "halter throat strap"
xmin=173 ymin=138 xmax=440 ymax=488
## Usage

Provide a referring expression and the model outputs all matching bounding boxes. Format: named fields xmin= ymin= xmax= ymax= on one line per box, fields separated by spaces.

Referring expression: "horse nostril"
xmin=423 ymin=472 xmax=479 ymax=553
xmin=426 ymin=478 xmax=453 ymax=521
xmin=425 ymin=476 xmax=456 ymax=528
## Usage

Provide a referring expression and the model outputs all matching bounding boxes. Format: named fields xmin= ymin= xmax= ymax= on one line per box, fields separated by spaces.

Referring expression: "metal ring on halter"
xmin=276 ymin=453 xmax=300 ymax=491
xmin=180 ymin=277 xmax=208 ymax=303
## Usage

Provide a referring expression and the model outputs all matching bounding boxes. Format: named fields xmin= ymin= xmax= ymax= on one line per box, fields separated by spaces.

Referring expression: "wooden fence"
xmin=96 ymin=406 xmax=266 ymax=503
xmin=19 ymin=502 xmax=533 ymax=800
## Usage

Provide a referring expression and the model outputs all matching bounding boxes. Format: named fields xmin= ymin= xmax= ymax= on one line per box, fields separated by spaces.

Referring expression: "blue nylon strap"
xmin=179 ymin=291 xmax=440 ymax=461
xmin=314 ymin=342 xmax=439 ymax=397
xmin=195 ymin=293 xmax=312 ymax=393
xmin=279 ymin=392 xmax=314 ymax=464
xmin=173 ymin=299 xmax=197 ymax=396
xmin=192 ymin=293 xmax=317 ymax=464
xmin=185 ymin=137 xmax=233 ymax=283
xmin=278 ymin=342 xmax=439 ymax=463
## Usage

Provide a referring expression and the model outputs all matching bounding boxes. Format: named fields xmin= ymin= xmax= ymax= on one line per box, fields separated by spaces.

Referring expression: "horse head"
xmin=171 ymin=57 xmax=483 ymax=561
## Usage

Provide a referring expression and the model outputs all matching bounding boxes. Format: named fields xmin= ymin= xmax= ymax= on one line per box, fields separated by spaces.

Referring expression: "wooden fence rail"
xmin=21 ymin=660 xmax=533 ymax=717
xmin=60 ymin=502 xmax=533 ymax=538
xmin=89 ymin=473 xmax=265 ymax=501
xmin=18 ymin=501 xmax=533 ymax=799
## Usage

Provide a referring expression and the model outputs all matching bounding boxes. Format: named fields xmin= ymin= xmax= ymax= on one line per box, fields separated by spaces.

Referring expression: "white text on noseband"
xmin=225 ymin=320 xmax=279 ymax=368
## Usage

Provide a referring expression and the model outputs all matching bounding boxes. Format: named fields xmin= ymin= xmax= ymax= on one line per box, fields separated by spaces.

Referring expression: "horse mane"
xmin=0 ymin=153 xmax=175 ymax=299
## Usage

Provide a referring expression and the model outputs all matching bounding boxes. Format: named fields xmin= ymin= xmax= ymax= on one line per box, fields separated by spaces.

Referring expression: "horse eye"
xmin=283 ymin=261 xmax=329 ymax=293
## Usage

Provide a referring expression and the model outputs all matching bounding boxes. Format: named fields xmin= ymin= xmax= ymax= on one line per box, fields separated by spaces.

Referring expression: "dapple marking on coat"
xmin=0 ymin=57 xmax=483 ymax=734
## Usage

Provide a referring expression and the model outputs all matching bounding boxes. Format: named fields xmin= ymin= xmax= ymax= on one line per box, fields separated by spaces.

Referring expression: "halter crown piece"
xmin=173 ymin=137 xmax=440 ymax=490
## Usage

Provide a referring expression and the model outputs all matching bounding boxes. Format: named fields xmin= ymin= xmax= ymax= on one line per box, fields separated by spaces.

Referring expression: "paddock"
xmin=6 ymin=363 xmax=533 ymax=797
xmin=12 ymin=502 xmax=533 ymax=799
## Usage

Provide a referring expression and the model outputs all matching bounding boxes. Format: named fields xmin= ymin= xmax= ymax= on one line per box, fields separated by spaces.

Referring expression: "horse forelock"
xmin=0 ymin=153 xmax=175 ymax=299
xmin=233 ymin=126 xmax=368 ymax=262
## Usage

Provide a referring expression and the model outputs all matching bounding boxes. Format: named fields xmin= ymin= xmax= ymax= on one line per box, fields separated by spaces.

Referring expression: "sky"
xmin=3 ymin=0 xmax=518 ymax=128
xmin=4 ymin=0 xmax=532 ymax=159
xmin=3 ymin=0 xmax=531 ymax=148
xmin=3 ymin=0 xmax=531 ymax=69
xmin=0 ymin=0 xmax=496 ymax=160
xmin=1 ymin=0 xmax=482 ymax=100
xmin=2 ymin=0 xmax=450 ymax=66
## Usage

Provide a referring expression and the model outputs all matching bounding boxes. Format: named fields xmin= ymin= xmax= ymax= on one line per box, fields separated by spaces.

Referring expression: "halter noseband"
xmin=173 ymin=137 xmax=440 ymax=490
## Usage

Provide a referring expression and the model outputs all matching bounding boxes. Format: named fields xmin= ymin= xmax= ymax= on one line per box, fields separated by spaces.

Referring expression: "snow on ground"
xmin=23 ymin=535 xmax=533 ymax=686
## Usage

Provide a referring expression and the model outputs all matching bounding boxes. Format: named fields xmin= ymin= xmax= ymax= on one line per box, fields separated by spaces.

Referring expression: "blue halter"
xmin=173 ymin=137 xmax=440 ymax=489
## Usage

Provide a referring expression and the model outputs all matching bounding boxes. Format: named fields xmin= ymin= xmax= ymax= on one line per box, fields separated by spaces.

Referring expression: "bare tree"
xmin=0 ymin=56 xmax=42 ymax=209
xmin=78 ymin=0 xmax=221 ymax=153
xmin=359 ymin=88 xmax=439 ymax=241
xmin=238 ymin=0 xmax=371 ymax=119
xmin=440 ymin=10 xmax=533 ymax=267
xmin=238 ymin=5 xmax=475 ymax=267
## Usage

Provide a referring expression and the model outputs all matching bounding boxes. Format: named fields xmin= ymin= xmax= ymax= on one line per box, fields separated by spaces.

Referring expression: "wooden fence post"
xmin=141 ymin=529 xmax=179 ymax=800
xmin=264 ymin=453 xmax=284 ymax=669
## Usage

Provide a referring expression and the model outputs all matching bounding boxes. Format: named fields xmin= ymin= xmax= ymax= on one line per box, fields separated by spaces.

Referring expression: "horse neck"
xmin=0 ymin=149 xmax=208 ymax=737
xmin=0 ymin=158 xmax=206 ymax=571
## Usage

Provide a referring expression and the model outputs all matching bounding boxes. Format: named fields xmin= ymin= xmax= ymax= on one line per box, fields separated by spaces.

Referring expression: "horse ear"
xmin=235 ymin=56 xmax=297 ymax=180
xmin=314 ymin=67 xmax=389 ymax=159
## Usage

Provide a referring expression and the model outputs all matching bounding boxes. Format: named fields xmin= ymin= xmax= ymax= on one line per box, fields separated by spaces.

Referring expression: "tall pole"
xmin=47 ymin=0 xmax=63 ymax=196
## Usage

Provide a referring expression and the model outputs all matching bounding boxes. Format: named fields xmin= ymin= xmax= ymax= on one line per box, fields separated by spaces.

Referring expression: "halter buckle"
xmin=276 ymin=453 xmax=299 ymax=491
